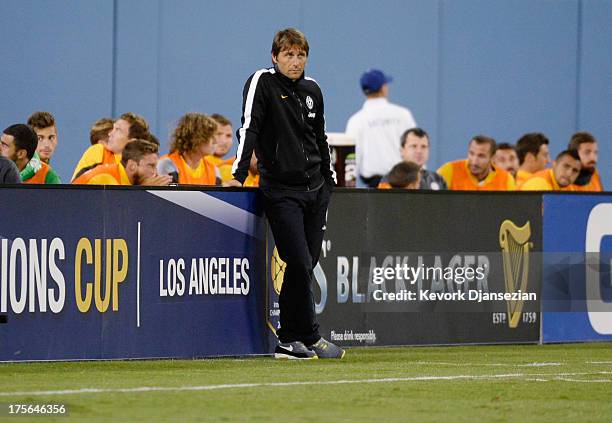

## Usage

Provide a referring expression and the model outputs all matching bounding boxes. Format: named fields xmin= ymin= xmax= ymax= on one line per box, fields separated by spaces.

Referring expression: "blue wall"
xmin=0 ymin=0 xmax=610 ymax=185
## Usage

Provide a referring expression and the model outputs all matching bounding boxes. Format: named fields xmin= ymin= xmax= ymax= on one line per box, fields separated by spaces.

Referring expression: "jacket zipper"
xmin=292 ymin=90 xmax=311 ymax=189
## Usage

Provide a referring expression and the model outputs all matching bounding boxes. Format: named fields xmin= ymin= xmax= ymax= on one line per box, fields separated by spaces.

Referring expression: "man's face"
xmin=130 ymin=153 xmax=158 ymax=185
xmin=534 ymin=144 xmax=551 ymax=171
xmin=492 ymin=148 xmax=519 ymax=176
xmin=0 ymin=133 xmax=26 ymax=169
xmin=553 ymin=155 xmax=581 ymax=187
xmin=400 ymin=134 xmax=429 ymax=167
xmin=214 ymin=124 xmax=233 ymax=157
xmin=577 ymin=142 xmax=598 ymax=171
xmin=0 ymin=133 xmax=14 ymax=159
xmin=34 ymin=126 xmax=58 ymax=162
xmin=107 ymin=119 xmax=131 ymax=154
xmin=467 ymin=141 xmax=493 ymax=179
xmin=272 ymin=45 xmax=307 ymax=81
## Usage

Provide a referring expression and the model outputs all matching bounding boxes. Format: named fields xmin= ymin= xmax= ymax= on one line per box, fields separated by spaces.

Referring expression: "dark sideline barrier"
xmin=1 ymin=185 xmax=610 ymax=361
xmin=267 ymin=190 xmax=542 ymax=347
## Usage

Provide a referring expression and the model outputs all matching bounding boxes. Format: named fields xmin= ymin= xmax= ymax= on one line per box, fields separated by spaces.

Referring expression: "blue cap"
xmin=360 ymin=69 xmax=393 ymax=94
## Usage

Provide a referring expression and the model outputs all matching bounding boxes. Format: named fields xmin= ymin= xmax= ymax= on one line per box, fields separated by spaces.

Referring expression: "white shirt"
xmin=345 ymin=97 xmax=416 ymax=178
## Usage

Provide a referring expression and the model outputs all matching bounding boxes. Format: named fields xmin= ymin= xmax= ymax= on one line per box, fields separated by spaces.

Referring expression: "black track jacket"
xmin=232 ymin=66 xmax=336 ymax=190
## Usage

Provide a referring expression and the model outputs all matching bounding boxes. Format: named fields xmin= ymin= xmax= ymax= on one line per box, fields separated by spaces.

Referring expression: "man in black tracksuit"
xmin=227 ymin=28 xmax=344 ymax=359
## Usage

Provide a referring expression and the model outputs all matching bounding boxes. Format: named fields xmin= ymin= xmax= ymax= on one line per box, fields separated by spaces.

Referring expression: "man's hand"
xmin=223 ymin=179 xmax=243 ymax=187
xmin=141 ymin=175 xmax=173 ymax=186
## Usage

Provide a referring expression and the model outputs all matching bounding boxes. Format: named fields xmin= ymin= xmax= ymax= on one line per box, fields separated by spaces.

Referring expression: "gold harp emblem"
xmin=499 ymin=220 xmax=532 ymax=328
xmin=271 ymin=247 xmax=286 ymax=295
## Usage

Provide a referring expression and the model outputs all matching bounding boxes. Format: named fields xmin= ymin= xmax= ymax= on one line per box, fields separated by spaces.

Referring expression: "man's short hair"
xmin=516 ymin=132 xmax=549 ymax=165
xmin=388 ymin=161 xmax=420 ymax=188
xmin=211 ymin=113 xmax=232 ymax=127
xmin=3 ymin=124 xmax=38 ymax=160
xmin=400 ymin=127 xmax=429 ymax=147
xmin=90 ymin=118 xmax=114 ymax=145
xmin=556 ymin=149 xmax=581 ymax=162
xmin=271 ymin=28 xmax=309 ymax=57
xmin=568 ymin=131 xmax=597 ymax=150
xmin=496 ymin=142 xmax=516 ymax=152
xmin=27 ymin=111 xmax=56 ymax=129
xmin=471 ymin=135 xmax=497 ymax=154
xmin=120 ymin=112 xmax=149 ymax=140
xmin=121 ymin=139 xmax=159 ymax=167
xmin=145 ymin=132 xmax=160 ymax=146
xmin=169 ymin=113 xmax=218 ymax=155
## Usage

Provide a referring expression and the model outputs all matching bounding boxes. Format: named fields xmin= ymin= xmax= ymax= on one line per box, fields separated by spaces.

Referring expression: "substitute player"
xmin=225 ymin=28 xmax=343 ymax=359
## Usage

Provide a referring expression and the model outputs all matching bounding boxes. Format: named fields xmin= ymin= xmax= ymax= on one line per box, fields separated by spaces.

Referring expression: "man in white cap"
xmin=345 ymin=69 xmax=417 ymax=188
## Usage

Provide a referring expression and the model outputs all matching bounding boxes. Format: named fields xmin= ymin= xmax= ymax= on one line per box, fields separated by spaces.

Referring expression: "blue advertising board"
xmin=3 ymin=187 xmax=609 ymax=360
xmin=542 ymin=194 xmax=612 ymax=343
xmin=0 ymin=186 xmax=267 ymax=361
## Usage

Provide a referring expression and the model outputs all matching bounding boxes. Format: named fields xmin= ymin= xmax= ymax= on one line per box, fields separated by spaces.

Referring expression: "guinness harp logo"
xmin=271 ymin=247 xmax=286 ymax=295
xmin=499 ymin=220 xmax=532 ymax=328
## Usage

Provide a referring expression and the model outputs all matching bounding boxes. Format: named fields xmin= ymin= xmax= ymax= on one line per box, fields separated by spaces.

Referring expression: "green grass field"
xmin=0 ymin=343 xmax=610 ymax=422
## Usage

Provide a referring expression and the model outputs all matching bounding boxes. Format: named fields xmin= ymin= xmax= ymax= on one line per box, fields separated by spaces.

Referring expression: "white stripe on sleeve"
xmin=232 ymin=68 xmax=273 ymax=176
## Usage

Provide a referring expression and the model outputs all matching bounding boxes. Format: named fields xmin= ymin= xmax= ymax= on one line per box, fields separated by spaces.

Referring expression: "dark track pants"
xmin=262 ymin=183 xmax=331 ymax=346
